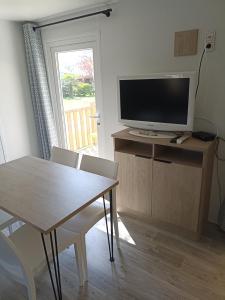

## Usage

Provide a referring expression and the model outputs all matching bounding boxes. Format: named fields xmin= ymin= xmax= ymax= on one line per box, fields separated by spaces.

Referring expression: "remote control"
xmin=176 ymin=135 xmax=191 ymax=144
xmin=170 ymin=135 xmax=183 ymax=143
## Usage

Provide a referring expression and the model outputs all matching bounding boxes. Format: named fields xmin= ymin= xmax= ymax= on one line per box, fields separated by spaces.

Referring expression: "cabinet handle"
xmin=135 ymin=154 xmax=152 ymax=159
xmin=154 ymin=158 xmax=172 ymax=164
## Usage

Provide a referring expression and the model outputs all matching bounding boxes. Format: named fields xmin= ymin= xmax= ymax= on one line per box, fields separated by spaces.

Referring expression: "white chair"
xmin=50 ymin=146 xmax=79 ymax=168
xmin=0 ymin=210 xmax=17 ymax=234
xmin=61 ymin=154 xmax=120 ymax=282
xmin=79 ymin=155 xmax=119 ymax=246
xmin=0 ymin=224 xmax=87 ymax=300
xmin=0 ymin=158 xmax=17 ymax=233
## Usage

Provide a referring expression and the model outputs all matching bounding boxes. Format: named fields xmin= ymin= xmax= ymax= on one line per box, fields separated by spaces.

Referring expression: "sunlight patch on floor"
xmin=95 ymin=214 xmax=136 ymax=245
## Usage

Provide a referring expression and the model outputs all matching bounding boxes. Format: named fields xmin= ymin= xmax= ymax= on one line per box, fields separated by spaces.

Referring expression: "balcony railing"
xmin=64 ymin=101 xmax=97 ymax=151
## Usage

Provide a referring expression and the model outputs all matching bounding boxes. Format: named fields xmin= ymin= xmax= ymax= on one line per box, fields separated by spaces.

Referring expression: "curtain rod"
xmin=33 ymin=8 xmax=112 ymax=31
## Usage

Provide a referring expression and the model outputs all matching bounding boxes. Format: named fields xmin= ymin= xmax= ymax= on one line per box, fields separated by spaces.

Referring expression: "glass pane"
xmin=57 ymin=49 xmax=98 ymax=156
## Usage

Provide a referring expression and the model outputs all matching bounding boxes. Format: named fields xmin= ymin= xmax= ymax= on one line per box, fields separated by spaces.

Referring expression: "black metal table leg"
xmin=103 ymin=195 xmax=112 ymax=260
xmin=41 ymin=229 xmax=62 ymax=300
xmin=103 ymin=189 xmax=114 ymax=262
xmin=109 ymin=189 xmax=114 ymax=262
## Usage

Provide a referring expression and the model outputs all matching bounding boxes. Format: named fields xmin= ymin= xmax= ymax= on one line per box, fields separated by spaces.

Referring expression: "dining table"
xmin=0 ymin=156 xmax=118 ymax=300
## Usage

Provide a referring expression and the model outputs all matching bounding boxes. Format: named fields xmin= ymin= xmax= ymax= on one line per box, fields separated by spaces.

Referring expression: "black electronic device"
xmin=192 ymin=131 xmax=216 ymax=141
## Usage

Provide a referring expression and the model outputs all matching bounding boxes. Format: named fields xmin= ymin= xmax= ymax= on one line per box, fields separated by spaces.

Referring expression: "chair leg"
xmin=112 ymin=189 xmax=120 ymax=248
xmin=80 ymin=235 xmax=88 ymax=282
xmin=27 ymin=276 xmax=37 ymax=300
xmin=113 ymin=213 xmax=120 ymax=249
xmin=74 ymin=242 xmax=85 ymax=286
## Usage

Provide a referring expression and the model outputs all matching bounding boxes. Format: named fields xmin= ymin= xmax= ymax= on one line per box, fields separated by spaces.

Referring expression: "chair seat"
xmin=9 ymin=224 xmax=80 ymax=275
xmin=62 ymin=200 xmax=110 ymax=234
xmin=0 ymin=210 xmax=17 ymax=230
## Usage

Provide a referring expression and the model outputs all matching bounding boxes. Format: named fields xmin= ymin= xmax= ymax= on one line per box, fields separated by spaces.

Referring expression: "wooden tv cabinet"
xmin=112 ymin=128 xmax=216 ymax=240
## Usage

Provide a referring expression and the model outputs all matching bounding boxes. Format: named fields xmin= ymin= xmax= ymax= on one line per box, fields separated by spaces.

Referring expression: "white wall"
xmin=0 ymin=20 xmax=39 ymax=161
xmin=41 ymin=0 xmax=225 ymax=222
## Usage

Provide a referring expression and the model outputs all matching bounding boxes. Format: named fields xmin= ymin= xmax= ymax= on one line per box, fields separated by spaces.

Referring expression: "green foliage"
xmin=61 ymin=74 xmax=77 ymax=99
xmin=61 ymin=73 xmax=95 ymax=99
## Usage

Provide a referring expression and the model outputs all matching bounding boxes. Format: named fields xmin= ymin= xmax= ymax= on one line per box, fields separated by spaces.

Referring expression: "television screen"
xmin=119 ymin=78 xmax=190 ymax=125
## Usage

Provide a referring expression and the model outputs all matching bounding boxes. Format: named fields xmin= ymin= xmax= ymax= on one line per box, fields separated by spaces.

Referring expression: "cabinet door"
xmin=152 ymin=160 xmax=202 ymax=232
xmin=115 ymin=152 xmax=152 ymax=216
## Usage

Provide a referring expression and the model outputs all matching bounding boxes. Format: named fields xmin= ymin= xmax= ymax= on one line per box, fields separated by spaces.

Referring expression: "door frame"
xmin=44 ymin=33 xmax=105 ymax=156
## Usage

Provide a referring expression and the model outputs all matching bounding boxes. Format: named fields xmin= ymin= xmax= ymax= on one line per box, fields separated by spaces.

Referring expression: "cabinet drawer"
xmin=152 ymin=160 xmax=202 ymax=231
xmin=115 ymin=152 xmax=152 ymax=216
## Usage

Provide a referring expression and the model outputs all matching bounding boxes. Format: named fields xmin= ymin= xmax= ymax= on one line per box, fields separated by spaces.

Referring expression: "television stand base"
xmin=129 ymin=129 xmax=177 ymax=139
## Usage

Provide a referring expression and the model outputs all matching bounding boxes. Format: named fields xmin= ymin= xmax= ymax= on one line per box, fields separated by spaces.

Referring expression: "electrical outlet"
xmin=205 ymin=31 xmax=216 ymax=52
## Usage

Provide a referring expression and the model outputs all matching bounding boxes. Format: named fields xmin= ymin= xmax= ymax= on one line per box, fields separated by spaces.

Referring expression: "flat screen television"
xmin=118 ymin=72 xmax=196 ymax=132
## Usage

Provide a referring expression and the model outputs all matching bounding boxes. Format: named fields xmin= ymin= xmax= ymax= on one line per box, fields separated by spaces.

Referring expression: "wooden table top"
xmin=0 ymin=156 xmax=118 ymax=234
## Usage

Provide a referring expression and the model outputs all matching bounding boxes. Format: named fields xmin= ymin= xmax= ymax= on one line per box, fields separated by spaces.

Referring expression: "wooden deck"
xmin=64 ymin=100 xmax=97 ymax=152
xmin=1 ymin=215 xmax=225 ymax=299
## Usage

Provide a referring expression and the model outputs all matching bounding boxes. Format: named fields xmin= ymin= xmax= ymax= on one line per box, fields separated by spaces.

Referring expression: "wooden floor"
xmin=1 ymin=215 xmax=225 ymax=300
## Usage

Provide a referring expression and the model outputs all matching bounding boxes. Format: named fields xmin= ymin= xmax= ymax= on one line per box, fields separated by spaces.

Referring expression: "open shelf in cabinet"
xmin=154 ymin=145 xmax=203 ymax=167
xmin=114 ymin=138 xmax=153 ymax=158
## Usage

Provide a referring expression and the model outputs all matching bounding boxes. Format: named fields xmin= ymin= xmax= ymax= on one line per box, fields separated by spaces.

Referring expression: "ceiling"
xmin=0 ymin=0 xmax=112 ymax=21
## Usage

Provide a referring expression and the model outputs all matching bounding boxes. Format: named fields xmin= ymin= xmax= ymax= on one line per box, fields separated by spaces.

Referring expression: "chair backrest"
xmin=50 ymin=146 xmax=79 ymax=168
xmin=0 ymin=231 xmax=33 ymax=287
xmin=80 ymin=155 xmax=118 ymax=180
